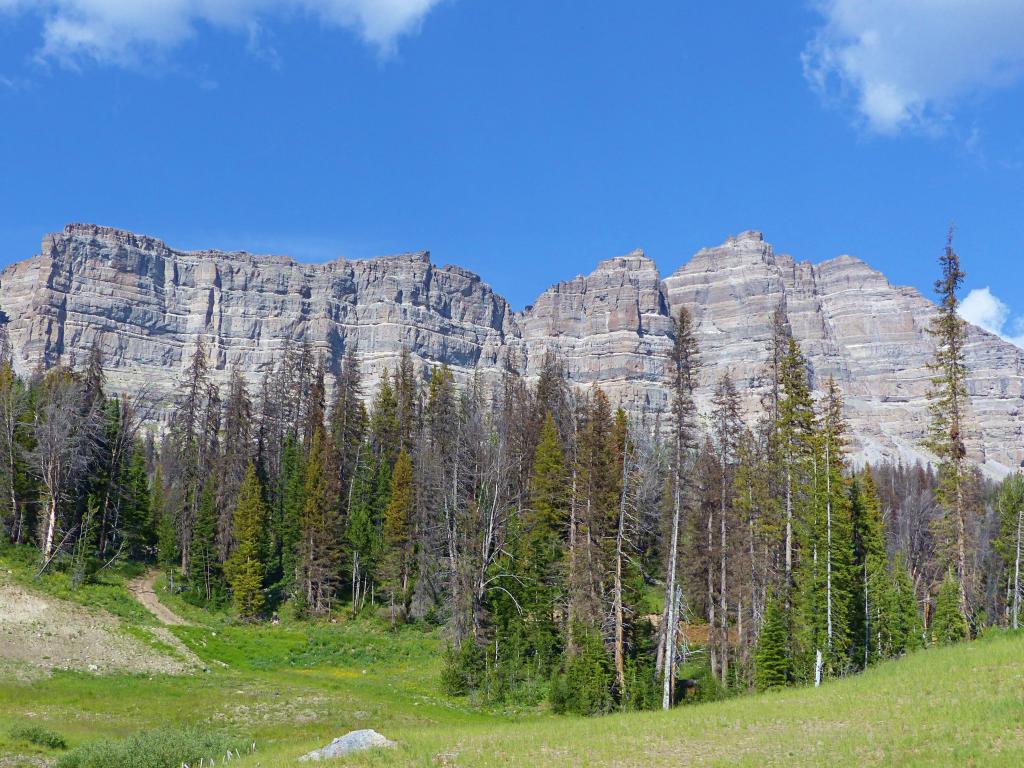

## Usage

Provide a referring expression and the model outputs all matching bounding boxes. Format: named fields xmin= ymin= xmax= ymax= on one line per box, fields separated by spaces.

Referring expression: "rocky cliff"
xmin=2 ymin=224 xmax=1022 ymax=476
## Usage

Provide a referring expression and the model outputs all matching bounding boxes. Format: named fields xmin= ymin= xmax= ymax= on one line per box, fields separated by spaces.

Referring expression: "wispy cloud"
xmin=0 ymin=1 xmax=445 ymax=67
xmin=959 ymin=287 xmax=1024 ymax=348
xmin=803 ymin=1 xmax=1024 ymax=135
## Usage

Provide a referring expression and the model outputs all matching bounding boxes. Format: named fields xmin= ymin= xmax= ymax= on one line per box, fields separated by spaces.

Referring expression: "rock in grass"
xmin=298 ymin=730 xmax=397 ymax=761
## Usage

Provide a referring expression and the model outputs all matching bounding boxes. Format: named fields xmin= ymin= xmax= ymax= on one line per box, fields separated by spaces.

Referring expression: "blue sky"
xmin=0 ymin=1 xmax=1022 ymax=343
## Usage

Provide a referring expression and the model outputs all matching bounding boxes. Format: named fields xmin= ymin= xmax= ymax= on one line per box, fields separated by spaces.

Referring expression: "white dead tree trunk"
xmin=825 ymin=432 xmax=833 ymax=651
xmin=661 ymin=466 xmax=681 ymax=710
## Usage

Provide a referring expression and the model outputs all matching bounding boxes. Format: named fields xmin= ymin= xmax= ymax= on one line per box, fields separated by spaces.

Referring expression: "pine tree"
xmin=777 ymin=339 xmax=816 ymax=598
xmin=276 ymin=432 xmax=305 ymax=594
xmin=153 ymin=465 xmax=178 ymax=570
xmin=923 ymin=228 xmax=972 ymax=619
xmin=381 ymin=448 xmax=415 ymax=622
xmin=121 ymin=442 xmax=152 ymax=560
xmin=188 ymin=477 xmax=222 ymax=603
xmin=931 ymin=570 xmax=969 ymax=644
xmin=888 ymin=552 xmax=923 ymax=654
xmin=347 ymin=442 xmax=386 ymax=613
xmin=754 ymin=594 xmax=791 ymax=691
xmin=217 ymin=368 xmax=253 ymax=559
xmin=225 ymin=462 xmax=268 ymax=620
xmin=572 ymin=389 xmax=616 ymax=630
xmin=520 ymin=413 xmax=567 ymax=669
xmin=710 ymin=372 xmax=744 ymax=686
xmin=850 ymin=471 xmax=891 ymax=667
xmin=552 ymin=623 xmax=613 ymax=715
xmin=297 ymin=427 xmax=343 ymax=615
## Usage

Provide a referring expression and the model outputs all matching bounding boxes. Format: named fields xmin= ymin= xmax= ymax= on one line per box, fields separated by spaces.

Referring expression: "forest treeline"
xmin=1 ymin=236 xmax=1022 ymax=714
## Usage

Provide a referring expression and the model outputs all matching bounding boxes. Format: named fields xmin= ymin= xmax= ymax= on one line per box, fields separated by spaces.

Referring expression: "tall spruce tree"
xmin=755 ymin=594 xmax=791 ymax=691
xmin=923 ymin=228 xmax=972 ymax=621
xmin=850 ymin=471 xmax=891 ymax=667
xmin=381 ymin=448 xmax=415 ymax=622
xmin=297 ymin=427 xmax=343 ymax=614
xmin=931 ymin=570 xmax=969 ymax=645
xmin=226 ymin=462 xmax=269 ymax=619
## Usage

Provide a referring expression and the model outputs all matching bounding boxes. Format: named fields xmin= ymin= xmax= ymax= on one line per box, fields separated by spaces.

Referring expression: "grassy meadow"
xmin=1 ymin=548 xmax=1022 ymax=767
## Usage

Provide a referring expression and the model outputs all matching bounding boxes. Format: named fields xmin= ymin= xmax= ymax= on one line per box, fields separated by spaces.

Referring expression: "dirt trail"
xmin=127 ymin=570 xmax=190 ymax=626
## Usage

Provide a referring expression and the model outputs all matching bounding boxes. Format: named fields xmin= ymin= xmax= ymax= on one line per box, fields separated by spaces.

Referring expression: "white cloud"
xmin=959 ymin=287 xmax=1024 ymax=348
xmin=0 ymin=0 xmax=444 ymax=66
xmin=803 ymin=1 xmax=1024 ymax=134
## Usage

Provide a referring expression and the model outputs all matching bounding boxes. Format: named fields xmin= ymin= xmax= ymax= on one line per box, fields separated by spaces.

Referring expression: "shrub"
xmin=9 ymin=723 xmax=67 ymax=750
xmin=54 ymin=727 xmax=244 ymax=768
xmin=440 ymin=640 xmax=486 ymax=696
xmin=550 ymin=624 xmax=613 ymax=716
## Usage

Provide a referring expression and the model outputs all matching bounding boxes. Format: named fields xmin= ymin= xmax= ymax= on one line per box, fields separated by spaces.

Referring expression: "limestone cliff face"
xmin=516 ymin=250 xmax=674 ymax=417
xmin=0 ymin=224 xmax=516 ymax=405
xmin=663 ymin=231 xmax=1024 ymax=475
xmin=2 ymin=224 xmax=1022 ymax=476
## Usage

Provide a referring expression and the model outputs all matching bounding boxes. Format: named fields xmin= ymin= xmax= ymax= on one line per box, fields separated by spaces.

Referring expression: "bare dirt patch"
xmin=0 ymin=583 xmax=196 ymax=675
xmin=127 ymin=571 xmax=190 ymax=627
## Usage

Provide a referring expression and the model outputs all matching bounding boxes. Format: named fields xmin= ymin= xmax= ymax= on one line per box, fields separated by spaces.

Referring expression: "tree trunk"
xmin=825 ymin=437 xmax=833 ymax=652
xmin=707 ymin=497 xmax=716 ymax=680
xmin=662 ymin=479 xmax=681 ymax=710
xmin=954 ymin=457 xmax=968 ymax=620
xmin=720 ymin=480 xmax=728 ymax=686
xmin=613 ymin=445 xmax=628 ymax=698
xmin=1013 ymin=506 xmax=1022 ymax=631
xmin=42 ymin=494 xmax=58 ymax=562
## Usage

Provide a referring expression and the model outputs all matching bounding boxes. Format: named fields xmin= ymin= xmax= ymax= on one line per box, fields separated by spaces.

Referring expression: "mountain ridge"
xmin=1 ymin=223 xmax=1022 ymax=476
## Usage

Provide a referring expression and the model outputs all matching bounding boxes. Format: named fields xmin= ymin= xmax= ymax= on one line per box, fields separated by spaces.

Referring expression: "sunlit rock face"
xmin=2 ymin=224 xmax=1021 ymax=476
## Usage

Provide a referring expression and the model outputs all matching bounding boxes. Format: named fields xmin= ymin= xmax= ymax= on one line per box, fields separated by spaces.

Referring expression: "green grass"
xmin=2 ymin=548 xmax=1023 ymax=767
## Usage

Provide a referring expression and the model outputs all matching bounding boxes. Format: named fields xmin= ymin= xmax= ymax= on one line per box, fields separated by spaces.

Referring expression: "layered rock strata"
xmin=1 ymin=224 xmax=1021 ymax=476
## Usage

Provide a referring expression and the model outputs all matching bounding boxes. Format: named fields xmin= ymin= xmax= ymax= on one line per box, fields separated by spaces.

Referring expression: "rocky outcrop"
xmin=0 ymin=224 xmax=516 ymax=407
xmin=663 ymin=231 xmax=1024 ymax=476
xmin=517 ymin=249 xmax=674 ymax=416
xmin=1 ymin=224 xmax=1022 ymax=476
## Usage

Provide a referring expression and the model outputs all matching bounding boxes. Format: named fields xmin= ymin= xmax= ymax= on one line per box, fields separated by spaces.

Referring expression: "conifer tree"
xmin=226 ymin=462 xmax=268 ymax=619
xmin=189 ymin=477 xmax=221 ymax=603
xmin=153 ymin=465 xmax=178 ymax=571
xmin=276 ymin=433 xmax=305 ymax=593
xmin=297 ymin=427 xmax=343 ymax=614
xmin=710 ymin=372 xmax=743 ymax=685
xmin=850 ymin=471 xmax=891 ymax=667
xmin=217 ymin=368 xmax=253 ymax=558
xmin=381 ymin=448 xmax=415 ymax=622
xmin=931 ymin=570 xmax=969 ymax=644
xmin=755 ymin=594 xmax=791 ymax=691
xmin=121 ymin=443 xmax=152 ymax=560
xmin=923 ymin=228 xmax=972 ymax=619
xmin=792 ymin=378 xmax=854 ymax=680
xmin=521 ymin=413 xmax=568 ymax=668
xmin=888 ymin=552 xmax=923 ymax=654
xmin=777 ymin=339 xmax=816 ymax=598
xmin=572 ymin=389 xmax=616 ymax=629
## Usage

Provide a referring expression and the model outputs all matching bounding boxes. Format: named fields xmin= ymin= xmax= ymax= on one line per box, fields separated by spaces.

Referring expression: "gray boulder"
xmin=298 ymin=730 xmax=397 ymax=761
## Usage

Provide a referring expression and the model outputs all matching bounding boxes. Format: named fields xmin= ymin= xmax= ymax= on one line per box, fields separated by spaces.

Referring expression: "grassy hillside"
xmin=1 ymin=551 xmax=1022 ymax=767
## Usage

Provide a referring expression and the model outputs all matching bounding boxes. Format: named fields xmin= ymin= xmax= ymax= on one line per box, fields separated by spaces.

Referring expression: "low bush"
xmin=54 ymin=727 xmax=245 ymax=768
xmin=9 ymin=723 xmax=67 ymax=750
